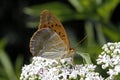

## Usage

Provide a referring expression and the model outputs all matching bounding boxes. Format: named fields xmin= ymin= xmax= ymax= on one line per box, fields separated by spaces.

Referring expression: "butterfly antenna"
xmin=74 ymin=35 xmax=87 ymax=48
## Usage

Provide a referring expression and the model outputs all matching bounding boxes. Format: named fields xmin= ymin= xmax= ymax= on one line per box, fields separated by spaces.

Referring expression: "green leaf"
xmin=68 ymin=0 xmax=82 ymax=12
xmin=97 ymin=0 xmax=120 ymax=22
xmin=85 ymin=21 xmax=95 ymax=46
xmin=0 ymin=39 xmax=17 ymax=80
xmin=94 ymin=24 xmax=106 ymax=45
xmin=76 ymin=51 xmax=92 ymax=64
xmin=0 ymin=38 xmax=7 ymax=49
xmin=23 ymin=1 xmax=75 ymax=21
xmin=15 ymin=55 xmax=23 ymax=79
xmin=103 ymin=26 xmax=120 ymax=41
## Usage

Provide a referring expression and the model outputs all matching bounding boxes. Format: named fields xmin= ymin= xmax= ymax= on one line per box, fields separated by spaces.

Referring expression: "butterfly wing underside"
xmin=30 ymin=28 xmax=67 ymax=59
xmin=39 ymin=10 xmax=70 ymax=50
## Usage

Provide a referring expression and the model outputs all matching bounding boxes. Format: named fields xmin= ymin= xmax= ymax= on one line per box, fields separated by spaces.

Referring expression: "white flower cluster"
xmin=20 ymin=57 xmax=103 ymax=80
xmin=97 ymin=42 xmax=120 ymax=79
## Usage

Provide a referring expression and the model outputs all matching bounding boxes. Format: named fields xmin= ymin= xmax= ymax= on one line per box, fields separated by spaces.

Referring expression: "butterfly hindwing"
xmin=30 ymin=28 xmax=67 ymax=59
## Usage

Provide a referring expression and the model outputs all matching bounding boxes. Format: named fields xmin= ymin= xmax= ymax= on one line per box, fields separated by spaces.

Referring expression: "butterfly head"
xmin=70 ymin=48 xmax=75 ymax=55
xmin=63 ymin=48 xmax=75 ymax=58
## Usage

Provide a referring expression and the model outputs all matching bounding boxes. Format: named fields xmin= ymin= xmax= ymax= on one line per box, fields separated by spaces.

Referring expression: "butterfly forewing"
xmin=39 ymin=10 xmax=70 ymax=50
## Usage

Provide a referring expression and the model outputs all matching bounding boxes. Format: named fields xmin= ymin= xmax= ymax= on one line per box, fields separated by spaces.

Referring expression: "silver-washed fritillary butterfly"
xmin=30 ymin=10 xmax=75 ymax=59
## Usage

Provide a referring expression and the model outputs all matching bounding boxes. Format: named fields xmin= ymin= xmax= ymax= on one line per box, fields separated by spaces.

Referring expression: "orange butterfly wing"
xmin=38 ymin=10 xmax=70 ymax=50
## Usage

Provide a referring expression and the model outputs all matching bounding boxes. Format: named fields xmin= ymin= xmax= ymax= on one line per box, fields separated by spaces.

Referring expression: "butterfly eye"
xmin=70 ymin=48 xmax=75 ymax=54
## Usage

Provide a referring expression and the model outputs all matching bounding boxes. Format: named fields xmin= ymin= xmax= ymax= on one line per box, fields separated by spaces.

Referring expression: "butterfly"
xmin=30 ymin=10 xmax=75 ymax=59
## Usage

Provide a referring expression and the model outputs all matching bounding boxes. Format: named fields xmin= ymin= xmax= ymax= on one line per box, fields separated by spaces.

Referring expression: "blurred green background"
xmin=0 ymin=0 xmax=120 ymax=80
